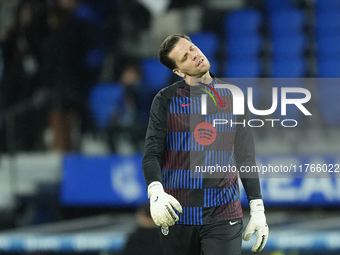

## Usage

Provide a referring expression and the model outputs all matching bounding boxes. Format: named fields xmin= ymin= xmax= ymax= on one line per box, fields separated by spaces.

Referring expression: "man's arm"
xmin=234 ymin=102 xmax=268 ymax=254
xmin=142 ymin=92 xmax=167 ymax=186
xmin=142 ymin=91 xmax=182 ymax=227
xmin=234 ymin=102 xmax=261 ymax=201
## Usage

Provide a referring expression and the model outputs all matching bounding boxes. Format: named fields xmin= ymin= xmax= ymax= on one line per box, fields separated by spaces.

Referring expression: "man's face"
xmin=169 ymin=38 xmax=210 ymax=79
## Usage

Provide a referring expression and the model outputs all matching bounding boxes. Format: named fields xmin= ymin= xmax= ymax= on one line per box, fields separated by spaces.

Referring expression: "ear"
xmin=173 ymin=69 xmax=185 ymax=78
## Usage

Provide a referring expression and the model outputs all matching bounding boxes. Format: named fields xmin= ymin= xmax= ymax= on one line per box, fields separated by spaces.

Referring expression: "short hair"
xmin=159 ymin=34 xmax=192 ymax=70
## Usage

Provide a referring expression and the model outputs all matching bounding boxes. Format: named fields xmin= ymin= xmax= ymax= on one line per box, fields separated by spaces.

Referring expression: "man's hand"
xmin=243 ymin=199 xmax=269 ymax=253
xmin=148 ymin=181 xmax=183 ymax=227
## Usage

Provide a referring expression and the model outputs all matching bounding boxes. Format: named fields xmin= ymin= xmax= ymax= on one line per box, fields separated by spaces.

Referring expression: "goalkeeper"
xmin=142 ymin=34 xmax=268 ymax=255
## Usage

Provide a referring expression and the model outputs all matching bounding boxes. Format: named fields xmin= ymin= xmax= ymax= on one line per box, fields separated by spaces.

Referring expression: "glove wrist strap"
xmin=249 ymin=199 xmax=265 ymax=214
xmin=147 ymin=181 xmax=164 ymax=198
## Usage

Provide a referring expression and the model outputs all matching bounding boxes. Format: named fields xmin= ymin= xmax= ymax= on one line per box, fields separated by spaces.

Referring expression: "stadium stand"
xmin=224 ymin=9 xmax=263 ymax=35
xmin=272 ymin=58 xmax=306 ymax=78
xmin=188 ymin=32 xmax=219 ymax=59
xmin=315 ymin=0 xmax=340 ymax=10
xmin=271 ymin=34 xmax=307 ymax=59
xmin=269 ymin=9 xmax=305 ymax=35
xmin=89 ymin=83 xmax=124 ymax=130
xmin=224 ymin=59 xmax=262 ymax=78
xmin=224 ymin=9 xmax=263 ymax=78
xmin=263 ymin=0 xmax=294 ymax=11
xmin=227 ymin=34 xmax=263 ymax=58
xmin=141 ymin=58 xmax=172 ymax=91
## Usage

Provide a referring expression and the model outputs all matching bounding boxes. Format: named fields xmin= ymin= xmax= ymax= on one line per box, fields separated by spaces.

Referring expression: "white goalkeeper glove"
xmin=148 ymin=181 xmax=183 ymax=227
xmin=243 ymin=199 xmax=269 ymax=253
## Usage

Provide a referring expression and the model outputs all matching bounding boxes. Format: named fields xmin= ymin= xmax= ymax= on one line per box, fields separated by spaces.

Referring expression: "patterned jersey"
xmin=142 ymin=77 xmax=259 ymax=225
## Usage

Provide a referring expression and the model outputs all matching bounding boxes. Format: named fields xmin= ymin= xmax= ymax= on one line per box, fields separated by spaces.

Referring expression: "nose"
xmin=190 ymin=52 xmax=198 ymax=60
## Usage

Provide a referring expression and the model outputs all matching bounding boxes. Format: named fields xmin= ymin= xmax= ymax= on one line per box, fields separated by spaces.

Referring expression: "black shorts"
xmin=159 ymin=219 xmax=243 ymax=255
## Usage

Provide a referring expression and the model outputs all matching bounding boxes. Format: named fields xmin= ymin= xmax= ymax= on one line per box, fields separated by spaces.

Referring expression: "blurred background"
xmin=0 ymin=0 xmax=340 ymax=254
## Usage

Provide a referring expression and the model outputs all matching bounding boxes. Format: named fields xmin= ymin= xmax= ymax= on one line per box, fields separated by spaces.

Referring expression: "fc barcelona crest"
xmin=217 ymin=97 xmax=228 ymax=109
xmin=161 ymin=226 xmax=169 ymax=236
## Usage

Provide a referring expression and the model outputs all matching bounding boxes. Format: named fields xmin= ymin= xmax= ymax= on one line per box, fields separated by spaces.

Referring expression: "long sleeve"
xmin=142 ymin=91 xmax=168 ymax=186
xmin=234 ymin=102 xmax=262 ymax=202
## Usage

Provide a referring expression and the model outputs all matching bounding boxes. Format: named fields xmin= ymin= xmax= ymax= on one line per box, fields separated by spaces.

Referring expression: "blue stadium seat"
xmin=141 ymin=58 xmax=173 ymax=91
xmin=189 ymin=32 xmax=219 ymax=58
xmin=317 ymin=35 xmax=340 ymax=59
xmin=89 ymin=83 xmax=124 ymax=129
xmin=315 ymin=0 xmax=340 ymax=10
xmin=224 ymin=9 xmax=262 ymax=35
xmin=227 ymin=34 xmax=263 ymax=58
xmin=224 ymin=59 xmax=261 ymax=78
xmin=316 ymin=12 xmax=340 ymax=35
xmin=271 ymin=34 xmax=306 ymax=58
xmin=318 ymin=60 xmax=340 ymax=77
xmin=317 ymin=83 xmax=340 ymax=126
xmin=264 ymin=0 xmax=293 ymax=11
xmin=74 ymin=3 xmax=102 ymax=29
xmin=272 ymin=58 xmax=306 ymax=78
xmin=269 ymin=9 xmax=305 ymax=34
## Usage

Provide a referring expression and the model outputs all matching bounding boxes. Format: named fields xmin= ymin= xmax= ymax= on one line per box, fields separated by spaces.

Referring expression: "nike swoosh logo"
xmin=182 ymin=103 xmax=192 ymax=107
xmin=229 ymin=220 xmax=238 ymax=225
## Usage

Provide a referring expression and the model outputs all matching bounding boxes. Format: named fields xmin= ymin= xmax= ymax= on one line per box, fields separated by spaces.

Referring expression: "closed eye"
xmin=181 ymin=45 xmax=196 ymax=62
